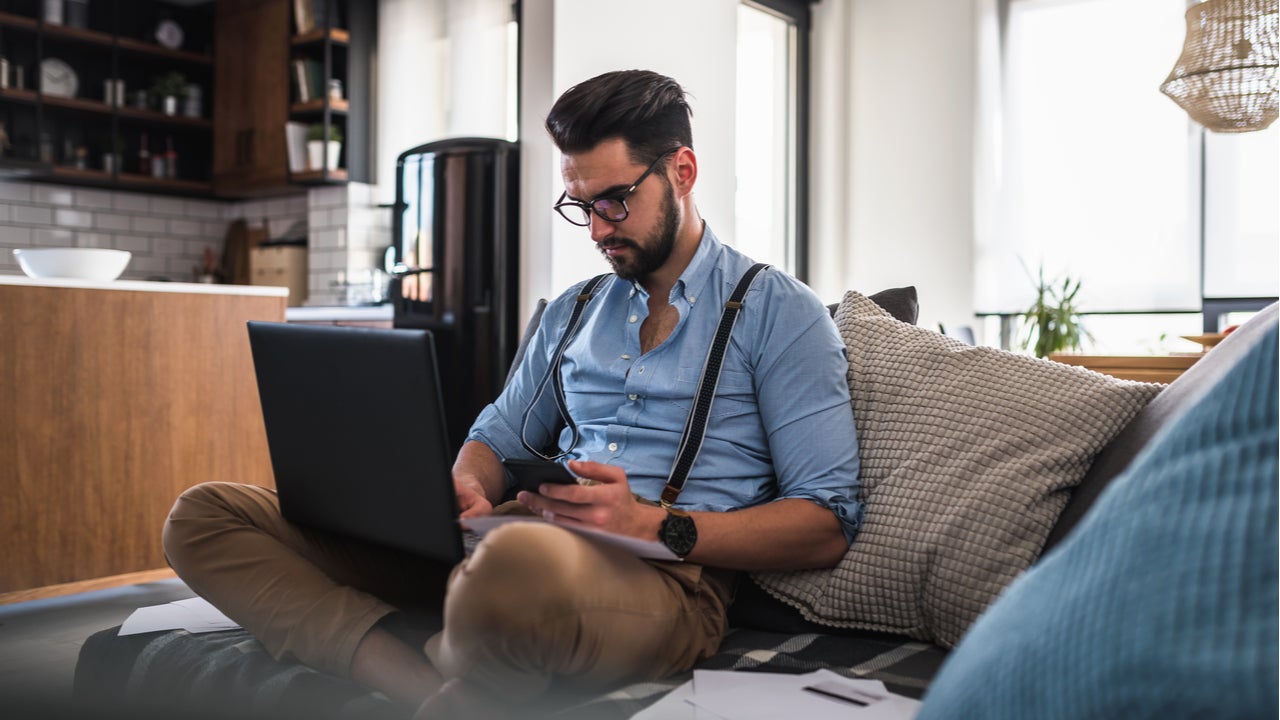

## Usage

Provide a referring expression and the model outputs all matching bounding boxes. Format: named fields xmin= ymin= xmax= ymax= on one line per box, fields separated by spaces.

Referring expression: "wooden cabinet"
xmin=0 ymin=278 xmax=286 ymax=603
xmin=212 ymin=0 xmax=293 ymax=197
xmin=0 ymin=0 xmax=216 ymax=195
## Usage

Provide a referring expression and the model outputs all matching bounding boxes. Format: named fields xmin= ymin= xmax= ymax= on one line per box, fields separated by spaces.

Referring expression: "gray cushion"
xmin=829 ymin=285 xmax=919 ymax=325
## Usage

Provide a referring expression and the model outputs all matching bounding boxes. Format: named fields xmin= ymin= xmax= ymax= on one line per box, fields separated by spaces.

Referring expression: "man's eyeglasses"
xmin=553 ymin=148 xmax=680 ymax=227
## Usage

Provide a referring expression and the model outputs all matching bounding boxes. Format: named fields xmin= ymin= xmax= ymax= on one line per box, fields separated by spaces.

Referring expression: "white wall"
xmin=809 ymin=0 xmax=979 ymax=332
xmin=519 ymin=0 xmax=740 ymax=320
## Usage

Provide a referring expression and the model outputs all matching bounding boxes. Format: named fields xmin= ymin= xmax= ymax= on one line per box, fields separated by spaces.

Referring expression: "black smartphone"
xmin=502 ymin=458 xmax=579 ymax=493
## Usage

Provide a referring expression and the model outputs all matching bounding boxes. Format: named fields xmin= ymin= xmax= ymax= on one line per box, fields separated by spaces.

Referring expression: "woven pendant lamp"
xmin=1160 ymin=0 xmax=1279 ymax=133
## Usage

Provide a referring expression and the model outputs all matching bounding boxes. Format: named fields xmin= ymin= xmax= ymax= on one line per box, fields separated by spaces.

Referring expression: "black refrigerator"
xmin=389 ymin=138 xmax=520 ymax=454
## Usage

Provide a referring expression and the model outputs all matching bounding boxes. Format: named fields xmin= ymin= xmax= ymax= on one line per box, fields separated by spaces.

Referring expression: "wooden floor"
xmin=0 ymin=577 xmax=194 ymax=706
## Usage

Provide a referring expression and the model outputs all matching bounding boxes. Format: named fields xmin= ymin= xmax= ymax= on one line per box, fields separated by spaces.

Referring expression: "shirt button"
xmin=629 ymin=314 xmax=638 ymax=323
xmin=638 ymin=367 xmax=645 ymax=374
xmin=688 ymin=295 xmax=696 ymax=303
xmin=628 ymin=393 xmax=638 ymax=400
xmin=608 ymin=442 xmax=619 ymax=452
xmin=621 ymin=354 xmax=632 ymax=360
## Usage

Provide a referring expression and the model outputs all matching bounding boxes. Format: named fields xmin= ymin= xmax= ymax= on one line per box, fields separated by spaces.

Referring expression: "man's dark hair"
xmin=545 ymin=70 xmax=693 ymax=165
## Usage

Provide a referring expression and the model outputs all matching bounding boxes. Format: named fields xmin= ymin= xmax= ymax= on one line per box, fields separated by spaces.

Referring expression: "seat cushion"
xmin=753 ymin=291 xmax=1162 ymax=647
xmin=917 ymin=317 xmax=1278 ymax=719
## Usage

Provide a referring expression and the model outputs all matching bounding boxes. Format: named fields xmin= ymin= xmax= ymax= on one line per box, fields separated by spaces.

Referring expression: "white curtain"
xmin=974 ymin=0 xmax=1202 ymax=314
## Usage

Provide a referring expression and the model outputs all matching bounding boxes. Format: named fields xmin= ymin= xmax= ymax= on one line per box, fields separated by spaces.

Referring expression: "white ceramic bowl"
xmin=13 ymin=248 xmax=132 ymax=281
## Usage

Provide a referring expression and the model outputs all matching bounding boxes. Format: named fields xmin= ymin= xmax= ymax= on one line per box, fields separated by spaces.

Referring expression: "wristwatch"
xmin=659 ymin=508 xmax=698 ymax=558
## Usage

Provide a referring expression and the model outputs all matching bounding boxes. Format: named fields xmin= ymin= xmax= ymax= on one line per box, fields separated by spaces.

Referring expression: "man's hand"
xmin=454 ymin=474 xmax=494 ymax=519
xmin=516 ymin=459 xmax=665 ymax=541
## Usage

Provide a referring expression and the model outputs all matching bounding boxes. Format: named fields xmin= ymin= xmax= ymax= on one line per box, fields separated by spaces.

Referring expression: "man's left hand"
xmin=515 ymin=459 xmax=665 ymax=541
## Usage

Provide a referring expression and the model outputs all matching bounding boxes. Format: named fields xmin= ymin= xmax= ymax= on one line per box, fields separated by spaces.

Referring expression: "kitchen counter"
xmin=0 ymin=273 xmax=289 ymax=298
xmin=286 ymin=304 xmax=393 ymax=322
xmin=0 ymin=279 xmax=285 ymax=602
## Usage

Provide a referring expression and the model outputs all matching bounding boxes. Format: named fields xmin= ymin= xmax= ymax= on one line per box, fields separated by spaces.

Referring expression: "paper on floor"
xmin=634 ymin=669 xmax=921 ymax=720
xmin=118 ymin=596 xmax=241 ymax=636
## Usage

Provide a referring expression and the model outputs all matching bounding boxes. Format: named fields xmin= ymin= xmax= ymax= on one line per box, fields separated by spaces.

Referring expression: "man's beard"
xmin=599 ymin=183 xmax=679 ymax=282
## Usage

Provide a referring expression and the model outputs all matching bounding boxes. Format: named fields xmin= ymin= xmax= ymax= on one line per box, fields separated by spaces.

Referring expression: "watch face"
xmin=661 ymin=512 xmax=698 ymax=557
xmin=39 ymin=58 xmax=77 ymax=98
xmin=156 ymin=19 xmax=184 ymax=50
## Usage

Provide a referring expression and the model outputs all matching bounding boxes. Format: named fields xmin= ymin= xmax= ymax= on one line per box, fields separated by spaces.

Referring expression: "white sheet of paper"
xmin=462 ymin=514 xmax=680 ymax=561
xmin=630 ymin=679 xmax=727 ymax=720
xmin=118 ymin=596 xmax=241 ymax=636
xmin=688 ymin=669 xmax=921 ymax=720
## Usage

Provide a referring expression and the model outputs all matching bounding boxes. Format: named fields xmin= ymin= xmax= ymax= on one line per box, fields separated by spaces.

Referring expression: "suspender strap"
xmin=519 ymin=273 xmax=611 ymax=459
xmin=661 ymin=262 xmax=770 ymax=508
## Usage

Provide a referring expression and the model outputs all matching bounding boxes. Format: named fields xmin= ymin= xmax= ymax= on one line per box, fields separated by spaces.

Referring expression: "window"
xmin=977 ymin=0 xmax=1278 ymax=350
xmin=735 ymin=0 xmax=811 ymax=279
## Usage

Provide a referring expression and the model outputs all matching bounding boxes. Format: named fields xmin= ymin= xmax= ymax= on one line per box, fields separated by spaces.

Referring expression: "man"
xmin=163 ymin=69 xmax=862 ymax=718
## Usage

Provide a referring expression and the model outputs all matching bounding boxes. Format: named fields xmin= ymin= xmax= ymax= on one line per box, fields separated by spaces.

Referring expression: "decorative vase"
xmin=162 ymin=95 xmax=178 ymax=116
xmin=325 ymin=141 xmax=341 ymax=171
xmin=307 ymin=140 xmax=325 ymax=171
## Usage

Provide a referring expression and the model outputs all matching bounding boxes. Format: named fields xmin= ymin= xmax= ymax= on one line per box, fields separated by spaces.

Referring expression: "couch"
xmin=67 ymin=289 xmax=1278 ymax=719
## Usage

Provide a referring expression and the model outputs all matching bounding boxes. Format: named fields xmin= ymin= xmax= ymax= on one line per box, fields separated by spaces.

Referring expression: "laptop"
xmin=246 ymin=321 xmax=467 ymax=565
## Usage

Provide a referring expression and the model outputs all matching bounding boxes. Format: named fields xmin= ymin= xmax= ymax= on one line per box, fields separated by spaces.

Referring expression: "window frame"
xmin=740 ymin=0 xmax=814 ymax=282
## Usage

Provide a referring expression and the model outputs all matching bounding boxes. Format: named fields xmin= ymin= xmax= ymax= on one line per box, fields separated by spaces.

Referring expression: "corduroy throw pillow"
xmin=752 ymin=291 xmax=1162 ymax=647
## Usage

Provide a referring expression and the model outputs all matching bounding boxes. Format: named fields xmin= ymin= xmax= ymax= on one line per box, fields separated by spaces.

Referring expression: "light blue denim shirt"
xmin=468 ymin=225 xmax=865 ymax=542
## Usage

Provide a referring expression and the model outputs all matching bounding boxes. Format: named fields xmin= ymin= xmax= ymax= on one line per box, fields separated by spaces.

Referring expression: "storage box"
xmin=250 ymin=245 xmax=307 ymax=307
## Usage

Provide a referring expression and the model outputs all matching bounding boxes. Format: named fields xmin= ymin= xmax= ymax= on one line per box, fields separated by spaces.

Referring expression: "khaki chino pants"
xmin=162 ymin=482 xmax=733 ymax=703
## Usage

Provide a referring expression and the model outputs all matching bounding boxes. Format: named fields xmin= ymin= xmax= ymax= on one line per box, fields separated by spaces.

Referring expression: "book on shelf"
xmin=293 ymin=0 xmax=313 ymax=34
xmin=295 ymin=0 xmax=340 ymax=35
xmin=291 ymin=58 xmax=324 ymax=103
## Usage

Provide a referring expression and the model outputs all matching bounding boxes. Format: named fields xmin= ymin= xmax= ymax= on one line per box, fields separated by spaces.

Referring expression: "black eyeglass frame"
xmin=552 ymin=148 xmax=681 ymax=227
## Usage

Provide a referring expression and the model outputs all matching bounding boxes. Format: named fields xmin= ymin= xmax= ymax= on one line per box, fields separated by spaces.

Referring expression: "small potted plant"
xmin=1021 ymin=263 xmax=1091 ymax=358
xmin=150 ymin=71 xmax=188 ymax=116
xmin=306 ymin=122 xmax=342 ymax=171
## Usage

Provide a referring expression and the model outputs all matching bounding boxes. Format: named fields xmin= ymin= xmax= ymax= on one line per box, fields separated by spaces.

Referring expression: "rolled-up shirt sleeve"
xmin=752 ymin=290 xmax=864 ymax=544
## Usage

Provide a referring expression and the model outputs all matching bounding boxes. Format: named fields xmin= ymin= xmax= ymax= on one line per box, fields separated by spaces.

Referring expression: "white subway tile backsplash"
xmin=183 ymin=199 xmax=223 ymax=219
xmin=0 ymin=226 xmax=33 ymax=245
xmin=33 ymin=185 xmax=74 ymax=206
xmin=76 ymin=232 xmax=114 ymax=248
xmin=112 ymin=192 xmax=151 ymax=213
xmin=169 ymin=218 xmax=201 ymax=237
xmin=33 ymin=227 xmax=74 ymax=246
xmin=12 ymin=205 xmax=53 ymax=225
xmin=129 ymin=255 xmax=168 ymax=274
xmin=149 ymin=196 xmax=186 ymax=217
xmin=0 ymin=181 xmax=312 ymax=283
xmin=54 ymin=209 xmax=94 ymax=228
xmin=311 ymin=185 xmax=346 ymax=208
xmin=0 ymin=183 xmax=32 ymax=203
xmin=326 ymin=207 xmax=349 ymax=228
xmin=131 ymin=216 xmax=167 ymax=234
xmin=95 ymin=212 xmax=133 ymax=232
xmin=74 ymin=189 xmax=114 ymax=209
xmin=116 ymin=235 xmax=152 ymax=253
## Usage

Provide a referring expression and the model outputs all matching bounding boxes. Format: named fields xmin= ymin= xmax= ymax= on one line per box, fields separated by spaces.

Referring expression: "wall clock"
xmin=155 ymin=19 xmax=184 ymax=50
xmin=39 ymin=58 xmax=78 ymax=98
